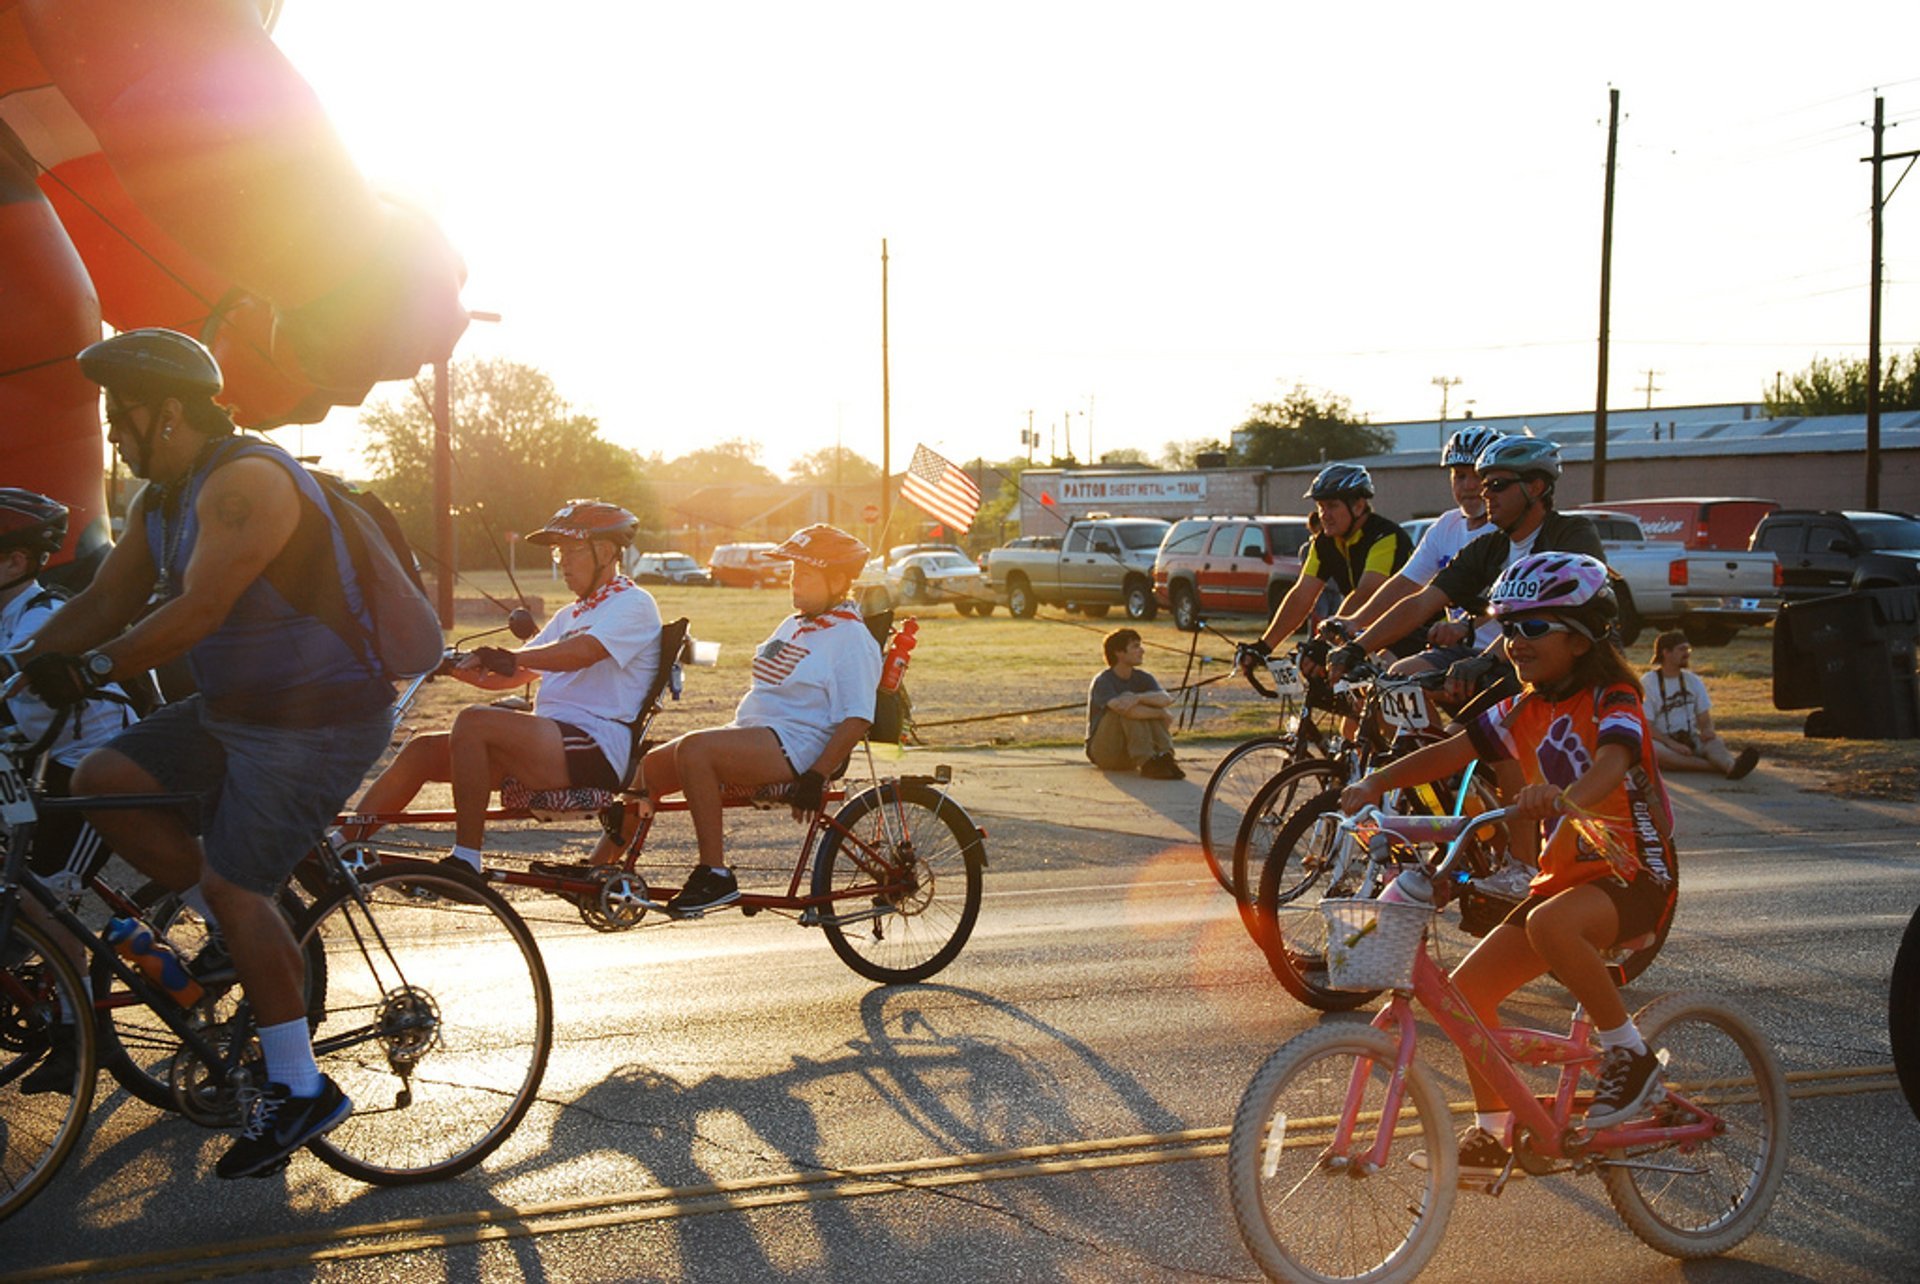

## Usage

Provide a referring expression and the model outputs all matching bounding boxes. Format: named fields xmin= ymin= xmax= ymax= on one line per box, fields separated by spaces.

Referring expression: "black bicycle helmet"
xmin=1442 ymin=425 xmax=1503 ymax=468
xmin=1474 ymin=435 xmax=1561 ymax=479
xmin=526 ymin=500 xmax=640 ymax=548
xmin=1303 ymin=463 xmax=1375 ymax=501
xmin=77 ymin=328 xmax=224 ymax=399
xmin=0 ymin=489 xmax=69 ymax=557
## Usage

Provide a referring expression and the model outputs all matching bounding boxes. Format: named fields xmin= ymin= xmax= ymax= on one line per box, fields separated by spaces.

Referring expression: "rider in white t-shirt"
xmin=644 ymin=523 xmax=881 ymax=915
xmin=345 ymin=500 xmax=661 ymax=871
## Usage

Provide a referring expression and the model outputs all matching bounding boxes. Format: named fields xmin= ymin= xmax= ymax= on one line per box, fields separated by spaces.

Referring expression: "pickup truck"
xmin=1749 ymin=509 xmax=1920 ymax=603
xmin=987 ymin=515 xmax=1171 ymax=620
xmin=1570 ymin=510 xmax=1782 ymax=646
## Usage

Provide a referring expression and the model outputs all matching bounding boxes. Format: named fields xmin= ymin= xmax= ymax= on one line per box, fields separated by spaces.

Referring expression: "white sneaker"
xmin=1470 ymin=862 xmax=1533 ymax=900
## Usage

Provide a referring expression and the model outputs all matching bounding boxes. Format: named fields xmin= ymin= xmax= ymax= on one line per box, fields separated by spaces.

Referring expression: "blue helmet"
xmin=1442 ymin=425 xmax=1503 ymax=468
xmin=1302 ymin=463 xmax=1375 ymax=501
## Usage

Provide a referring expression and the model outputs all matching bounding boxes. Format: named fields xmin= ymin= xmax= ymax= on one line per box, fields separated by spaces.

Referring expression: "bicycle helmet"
xmin=526 ymin=500 xmax=640 ymax=547
xmin=77 ymin=328 xmax=224 ymax=399
xmin=1489 ymin=552 xmax=1616 ymax=635
xmin=1474 ymin=435 xmax=1561 ymax=479
xmin=1442 ymin=425 xmax=1503 ymax=468
xmin=0 ymin=489 xmax=68 ymax=558
xmin=1302 ymin=463 xmax=1375 ymax=501
xmin=770 ymin=523 xmax=869 ymax=575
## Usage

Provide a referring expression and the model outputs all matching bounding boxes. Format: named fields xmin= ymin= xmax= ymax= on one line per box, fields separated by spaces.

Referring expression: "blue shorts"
xmin=105 ymin=695 xmax=393 ymax=896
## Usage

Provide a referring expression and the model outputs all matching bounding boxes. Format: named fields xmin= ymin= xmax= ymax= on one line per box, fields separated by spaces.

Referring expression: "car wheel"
xmin=1007 ymin=576 xmax=1036 ymax=619
xmin=953 ymin=601 xmax=976 ymax=616
xmin=973 ymin=602 xmax=995 ymax=617
xmin=1124 ymin=578 xmax=1158 ymax=621
xmin=1171 ymin=582 xmax=1198 ymax=632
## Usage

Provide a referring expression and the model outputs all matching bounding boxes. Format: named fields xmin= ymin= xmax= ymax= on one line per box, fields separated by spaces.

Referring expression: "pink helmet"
xmin=1489 ymin=552 xmax=1616 ymax=626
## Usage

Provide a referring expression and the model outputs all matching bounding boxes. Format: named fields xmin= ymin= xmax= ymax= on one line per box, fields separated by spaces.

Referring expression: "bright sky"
xmin=272 ymin=2 xmax=1920 ymax=479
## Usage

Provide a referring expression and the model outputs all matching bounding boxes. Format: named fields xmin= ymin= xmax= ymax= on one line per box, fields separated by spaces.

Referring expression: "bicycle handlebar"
xmin=1332 ymin=803 xmax=1521 ymax=884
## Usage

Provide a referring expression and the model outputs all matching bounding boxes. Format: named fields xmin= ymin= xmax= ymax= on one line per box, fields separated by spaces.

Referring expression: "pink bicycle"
xmin=1227 ymin=805 xmax=1788 ymax=1282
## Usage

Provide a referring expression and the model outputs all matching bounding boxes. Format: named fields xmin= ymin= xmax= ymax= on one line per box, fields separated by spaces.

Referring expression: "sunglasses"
xmin=1480 ymin=477 xmax=1527 ymax=494
xmin=1501 ymin=617 xmax=1580 ymax=640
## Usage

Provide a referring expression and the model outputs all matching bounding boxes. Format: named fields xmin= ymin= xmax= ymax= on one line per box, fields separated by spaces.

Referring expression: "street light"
xmin=432 ymin=309 xmax=502 ymax=628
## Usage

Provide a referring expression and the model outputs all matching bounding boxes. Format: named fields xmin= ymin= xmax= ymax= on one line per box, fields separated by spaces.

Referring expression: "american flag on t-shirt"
xmin=753 ymin=639 xmax=809 ymax=685
xmin=900 ymin=444 xmax=982 ymax=533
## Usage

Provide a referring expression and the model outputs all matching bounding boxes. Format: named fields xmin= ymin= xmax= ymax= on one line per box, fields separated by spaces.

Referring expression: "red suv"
xmin=1154 ymin=516 xmax=1310 ymax=631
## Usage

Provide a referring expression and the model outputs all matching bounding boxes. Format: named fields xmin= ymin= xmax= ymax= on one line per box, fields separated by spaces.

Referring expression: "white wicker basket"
xmin=1320 ymin=897 xmax=1433 ymax=991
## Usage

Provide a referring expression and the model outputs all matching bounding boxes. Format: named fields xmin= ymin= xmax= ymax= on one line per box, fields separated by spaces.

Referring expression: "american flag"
xmin=899 ymin=444 xmax=981 ymax=533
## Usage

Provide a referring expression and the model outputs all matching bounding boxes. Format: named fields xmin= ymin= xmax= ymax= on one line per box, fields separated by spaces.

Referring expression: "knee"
xmin=70 ymin=749 xmax=151 ymax=797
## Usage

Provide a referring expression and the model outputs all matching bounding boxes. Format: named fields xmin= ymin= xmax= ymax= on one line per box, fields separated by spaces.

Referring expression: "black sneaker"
xmin=1409 ymin=1126 xmax=1517 ymax=1188
xmin=216 ymin=1077 xmax=352 ymax=1179
xmin=20 ymin=1025 xmax=80 ymax=1096
xmin=1139 ymin=754 xmax=1185 ymax=780
xmin=1727 ymin=747 xmax=1760 ymax=781
xmin=668 ymin=865 xmax=740 ymax=916
xmin=1586 ymin=1045 xmax=1664 ymax=1128
xmin=187 ymin=934 xmax=235 ymax=986
xmin=528 ymin=860 xmax=596 ymax=880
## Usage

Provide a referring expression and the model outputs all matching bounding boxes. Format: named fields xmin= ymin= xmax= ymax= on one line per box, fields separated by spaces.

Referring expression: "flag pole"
xmin=880 ymin=238 xmax=891 ymax=539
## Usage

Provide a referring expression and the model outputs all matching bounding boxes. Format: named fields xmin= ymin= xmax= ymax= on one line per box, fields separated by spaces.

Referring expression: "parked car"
xmin=987 ymin=515 xmax=1171 ymax=620
xmin=890 ymin=550 xmax=993 ymax=614
xmin=708 ymin=542 xmax=786 ymax=588
xmin=1750 ymin=509 xmax=1920 ymax=602
xmin=1568 ymin=509 xmax=1782 ymax=645
xmin=1589 ymin=497 xmax=1780 ymax=551
xmin=625 ymin=551 xmax=713 ymax=586
xmin=1153 ymin=515 xmax=1310 ymax=631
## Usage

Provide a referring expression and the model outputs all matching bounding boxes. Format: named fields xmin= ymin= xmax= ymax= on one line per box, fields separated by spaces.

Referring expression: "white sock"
xmin=180 ymin=883 xmax=221 ymax=936
xmin=1475 ymin=1111 xmax=1511 ymax=1138
xmin=1596 ymin=1020 xmax=1647 ymax=1056
xmin=448 ymin=844 xmax=483 ymax=873
xmin=258 ymin=1017 xmax=323 ymax=1097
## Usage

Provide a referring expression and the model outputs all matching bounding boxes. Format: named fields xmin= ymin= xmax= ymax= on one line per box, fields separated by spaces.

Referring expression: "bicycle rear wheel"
xmin=811 ymin=781 xmax=985 ymax=984
xmin=297 ymin=864 xmax=552 ymax=1183
xmin=0 ymin=916 xmax=97 ymax=1223
xmin=1228 ymin=1024 xmax=1455 ymax=1283
xmin=1200 ymin=736 xmax=1296 ymax=896
xmin=1600 ymin=992 xmax=1789 ymax=1259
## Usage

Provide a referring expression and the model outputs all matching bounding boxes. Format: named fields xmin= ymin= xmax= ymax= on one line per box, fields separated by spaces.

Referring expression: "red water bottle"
xmin=879 ymin=619 xmax=919 ymax=692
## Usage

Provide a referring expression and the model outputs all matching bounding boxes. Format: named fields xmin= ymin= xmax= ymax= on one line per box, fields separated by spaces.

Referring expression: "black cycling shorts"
xmin=1500 ymin=864 xmax=1673 ymax=946
xmin=553 ymin=721 xmax=620 ymax=792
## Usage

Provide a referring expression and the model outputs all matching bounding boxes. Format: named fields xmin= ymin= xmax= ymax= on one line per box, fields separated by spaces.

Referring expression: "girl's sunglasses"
xmin=1501 ymin=617 xmax=1581 ymax=640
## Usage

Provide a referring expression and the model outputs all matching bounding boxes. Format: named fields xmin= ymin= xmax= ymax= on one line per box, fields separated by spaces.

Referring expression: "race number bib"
xmin=1377 ymin=685 xmax=1434 ymax=733
xmin=0 ymin=759 xmax=36 ymax=826
xmin=1264 ymin=655 xmax=1305 ymax=697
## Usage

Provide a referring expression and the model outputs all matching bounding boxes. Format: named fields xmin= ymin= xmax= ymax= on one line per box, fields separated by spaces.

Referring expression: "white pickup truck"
xmin=1571 ymin=509 xmax=1782 ymax=646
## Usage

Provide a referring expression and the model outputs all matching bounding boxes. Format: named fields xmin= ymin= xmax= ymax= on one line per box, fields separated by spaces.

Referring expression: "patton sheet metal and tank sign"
xmin=1056 ymin=474 xmax=1209 ymax=504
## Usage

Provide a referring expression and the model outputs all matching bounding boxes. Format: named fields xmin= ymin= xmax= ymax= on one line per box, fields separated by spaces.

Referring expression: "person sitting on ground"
xmin=1086 ymin=627 xmax=1183 ymax=779
xmin=643 ymin=524 xmax=882 ymax=916
xmin=341 ymin=500 xmax=661 ymax=872
xmin=1642 ymin=630 xmax=1758 ymax=781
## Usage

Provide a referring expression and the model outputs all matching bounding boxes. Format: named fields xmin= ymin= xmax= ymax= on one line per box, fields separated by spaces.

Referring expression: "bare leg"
xmin=662 ymin=727 xmax=792 ymax=868
xmin=71 ymin=749 xmax=204 ymax=892
xmin=1522 ymin=885 xmax=1626 ymax=1029
xmin=1448 ymin=922 xmax=1551 ymax=1110
xmin=445 ymin=707 xmax=569 ymax=850
xmin=202 ymin=868 xmax=307 ymax=1025
xmin=345 ymin=731 xmax=452 ymax=840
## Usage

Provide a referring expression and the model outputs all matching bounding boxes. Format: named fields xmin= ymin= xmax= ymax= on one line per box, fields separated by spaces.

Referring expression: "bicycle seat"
xmin=499 ymin=777 xmax=617 ymax=819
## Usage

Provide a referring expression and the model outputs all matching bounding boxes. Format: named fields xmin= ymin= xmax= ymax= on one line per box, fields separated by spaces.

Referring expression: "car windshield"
xmin=922 ymin=554 xmax=973 ymax=571
xmin=663 ymin=556 xmax=697 ymax=571
xmin=1852 ymin=516 xmax=1920 ymax=551
xmin=1113 ymin=522 xmax=1171 ymax=550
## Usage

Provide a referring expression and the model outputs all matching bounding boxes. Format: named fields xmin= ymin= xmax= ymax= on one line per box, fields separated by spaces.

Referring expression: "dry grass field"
xmin=426 ymin=572 xmax=1919 ymax=800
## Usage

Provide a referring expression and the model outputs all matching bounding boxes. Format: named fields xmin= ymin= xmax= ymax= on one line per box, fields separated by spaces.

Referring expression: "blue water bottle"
xmin=104 ymin=916 xmax=205 ymax=1007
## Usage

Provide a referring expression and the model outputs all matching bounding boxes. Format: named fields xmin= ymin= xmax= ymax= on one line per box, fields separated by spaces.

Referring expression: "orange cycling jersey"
xmin=1465 ymin=681 xmax=1675 ymax=897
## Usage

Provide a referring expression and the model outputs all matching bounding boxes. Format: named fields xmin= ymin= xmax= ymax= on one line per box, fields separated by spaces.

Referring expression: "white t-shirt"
xmin=731 ymin=602 xmax=882 ymax=771
xmin=1405 ymin=509 xmax=1501 ymax=648
xmin=1641 ymin=667 xmax=1710 ymax=740
xmin=0 ymin=585 xmax=135 ymax=768
xmin=528 ymin=576 xmax=662 ymax=781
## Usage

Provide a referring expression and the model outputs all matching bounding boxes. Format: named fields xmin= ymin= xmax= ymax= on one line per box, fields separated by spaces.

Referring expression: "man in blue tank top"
xmin=20 ymin=329 xmax=394 ymax=1179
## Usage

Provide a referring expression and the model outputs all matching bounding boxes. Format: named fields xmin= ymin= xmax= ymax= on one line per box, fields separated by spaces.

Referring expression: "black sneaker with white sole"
xmin=1585 ymin=1045 xmax=1663 ymax=1128
xmin=215 ymin=1077 xmax=352 ymax=1179
xmin=20 ymin=1025 xmax=80 ymax=1096
xmin=668 ymin=865 xmax=740 ymax=916
xmin=1409 ymin=1125 xmax=1518 ymax=1188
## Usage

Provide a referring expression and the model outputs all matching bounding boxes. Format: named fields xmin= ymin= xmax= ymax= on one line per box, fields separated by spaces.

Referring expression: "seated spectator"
xmin=341 ymin=500 xmax=662 ymax=869
xmin=1642 ymin=630 xmax=1758 ymax=780
xmin=1087 ymin=627 xmax=1182 ymax=779
xmin=642 ymin=524 xmax=882 ymax=916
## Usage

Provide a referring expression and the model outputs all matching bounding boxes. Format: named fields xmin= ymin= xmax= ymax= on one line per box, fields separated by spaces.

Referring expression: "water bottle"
xmin=104 ymin=916 xmax=205 ymax=1007
xmin=1378 ymin=869 xmax=1435 ymax=907
xmin=878 ymin=619 xmax=919 ymax=693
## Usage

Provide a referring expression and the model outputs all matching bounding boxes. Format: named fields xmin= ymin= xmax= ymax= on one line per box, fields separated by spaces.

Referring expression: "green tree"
xmin=1160 ymin=437 xmax=1230 ymax=469
xmin=651 ymin=438 xmax=780 ymax=486
xmin=787 ymin=445 xmax=880 ymax=486
xmin=1097 ymin=447 xmax=1148 ymax=466
xmin=1231 ymin=385 xmax=1392 ymax=467
xmin=1764 ymin=350 xmax=1920 ymax=416
xmin=359 ymin=357 xmax=653 ymax=568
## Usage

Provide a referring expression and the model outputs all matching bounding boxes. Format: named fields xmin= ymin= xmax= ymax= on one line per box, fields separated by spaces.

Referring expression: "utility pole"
xmin=1025 ymin=408 xmax=1035 ymax=464
xmin=880 ymin=238 xmax=892 ymax=535
xmin=1640 ymin=369 xmax=1661 ymax=410
xmin=1594 ymin=87 xmax=1620 ymax=504
xmin=1861 ymin=96 xmax=1917 ymax=508
xmin=1431 ymin=376 xmax=1461 ymax=450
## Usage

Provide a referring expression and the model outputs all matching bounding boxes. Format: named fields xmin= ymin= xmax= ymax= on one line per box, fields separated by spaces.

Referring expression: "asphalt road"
xmin=5 ymin=747 xmax=1917 ymax=1283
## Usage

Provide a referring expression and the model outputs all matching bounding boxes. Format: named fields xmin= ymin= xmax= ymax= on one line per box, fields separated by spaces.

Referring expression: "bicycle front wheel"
xmin=1232 ymin=758 xmax=1351 ymax=906
xmin=811 ymin=781 xmax=985 ymax=984
xmin=1253 ymin=788 xmax=1384 ymax=1011
xmin=1 ymin=915 xmax=97 ymax=1223
xmin=297 ymin=864 xmax=553 ymax=1184
xmin=1894 ymin=902 xmax=1920 ymax=1120
xmin=1228 ymin=1024 xmax=1455 ymax=1283
xmin=1200 ymin=736 xmax=1296 ymax=896
xmin=1600 ymin=992 xmax=1789 ymax=1259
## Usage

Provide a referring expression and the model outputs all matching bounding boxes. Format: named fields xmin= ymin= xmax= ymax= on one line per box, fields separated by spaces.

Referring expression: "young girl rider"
xmin=641 ymin=524 xmax=882 ymax=915
xmin=1339 ymin=552 xmax=1677 ymax=1181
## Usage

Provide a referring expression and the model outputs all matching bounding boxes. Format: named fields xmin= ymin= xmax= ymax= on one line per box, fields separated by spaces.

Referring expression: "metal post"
xmin=1868 ymin=96 xmax=1884 ymax=509
xmin=432 ymin=357 xmax=453 ymax=629
xmin=1594 ymin=87 xmax=1620 ymax=504
xmin=880 ymin=239 xmax=892 ymax=536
